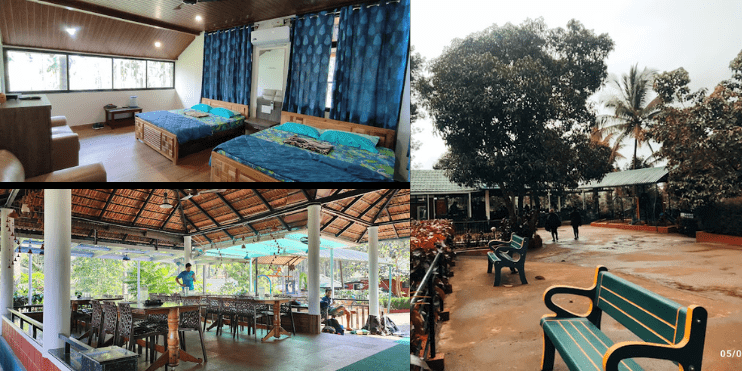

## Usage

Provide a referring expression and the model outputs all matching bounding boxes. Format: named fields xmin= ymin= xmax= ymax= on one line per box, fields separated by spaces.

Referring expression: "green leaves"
xmin=420 ymin=18 xmax=613 ymax=216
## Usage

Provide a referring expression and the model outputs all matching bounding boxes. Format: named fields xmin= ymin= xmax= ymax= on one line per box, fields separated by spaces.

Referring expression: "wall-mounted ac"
xmin=251 ymin=26 xmax=290 ymax=46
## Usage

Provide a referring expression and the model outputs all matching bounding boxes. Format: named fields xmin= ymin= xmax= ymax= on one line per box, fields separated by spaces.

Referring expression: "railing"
xmin=411 ymin=252 xmax=444 ymax=362
xmin=452 ymin=220 xmax=498 ymax=235
xmin=13 ymin=304 xmax=44 ymax=313
xmin=8 ymin=309 xmax=43 ymax=344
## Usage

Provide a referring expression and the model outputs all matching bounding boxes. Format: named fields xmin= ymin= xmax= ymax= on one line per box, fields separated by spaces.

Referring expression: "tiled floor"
xmin=131 ymin=326 xmax=405 ymax=371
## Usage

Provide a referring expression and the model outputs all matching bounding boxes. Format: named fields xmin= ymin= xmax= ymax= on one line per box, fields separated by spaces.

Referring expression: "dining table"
xmin=251 ymin=297 xmax=293 ymax=342
xmin=128 ymin=301 xmax=202 ymax=371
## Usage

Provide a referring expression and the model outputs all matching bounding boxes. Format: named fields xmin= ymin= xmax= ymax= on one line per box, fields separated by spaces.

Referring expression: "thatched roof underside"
xmin=0 ymin=189 xmax=409 ymax=252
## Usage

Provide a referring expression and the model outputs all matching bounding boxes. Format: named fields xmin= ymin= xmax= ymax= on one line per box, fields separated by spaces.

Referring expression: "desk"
xmin=245 ymin=117 xmax=279 ymax=134
xmin=104 ymin=107 xmax=142 ymax=128
xmin=129 ymin=302 xmax=202 ymax=370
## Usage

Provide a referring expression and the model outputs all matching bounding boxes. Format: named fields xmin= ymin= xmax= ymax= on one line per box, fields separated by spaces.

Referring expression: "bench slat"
xmin=597 ymin=273 xmax=686 ymax=345
xmin=542 ymin=318 xmax=643 ymax=371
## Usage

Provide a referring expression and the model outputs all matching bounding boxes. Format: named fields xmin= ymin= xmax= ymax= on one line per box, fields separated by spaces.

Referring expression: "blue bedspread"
xmin=213 ymin=135 xmax=392 ymax=182
xmin=136 ymin=110 xmax=213 ymax=143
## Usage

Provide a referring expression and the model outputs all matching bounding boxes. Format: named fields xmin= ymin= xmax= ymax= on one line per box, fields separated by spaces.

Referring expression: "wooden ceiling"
xmin=36 ymin=0 xmax=362 ymax=33
xmin=0 ymin=0 xmax=195 ymax=60
xmin=0 ymin=189 xmax=410 ymax=251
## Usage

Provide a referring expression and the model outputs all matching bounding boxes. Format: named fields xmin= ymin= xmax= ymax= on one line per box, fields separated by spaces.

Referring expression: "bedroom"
xmin=0 ymin=0 xmax=411 ymax=182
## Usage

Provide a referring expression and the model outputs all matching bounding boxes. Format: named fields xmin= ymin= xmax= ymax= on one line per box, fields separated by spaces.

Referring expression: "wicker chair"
xmin=233 ymin=298 xmax=261 ymax=339
xmin=97 ymin=301 xmax=119 ymax=348
xmin=221 ymin=298 xmax=238 ymax=337
xmin=87 ymin=300 xmax=103 ymax=346
xmin=117 ymin=302 xmax=166 ymax=363
xmin=202 ymin=297 xmax=224 ymax=335
xmin=179 ymin=298 xmax=207 ymax=361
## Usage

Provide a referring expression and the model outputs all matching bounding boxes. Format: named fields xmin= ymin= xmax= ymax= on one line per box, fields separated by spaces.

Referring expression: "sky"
xmin=411 ymin=0 xmax=742 ymax=169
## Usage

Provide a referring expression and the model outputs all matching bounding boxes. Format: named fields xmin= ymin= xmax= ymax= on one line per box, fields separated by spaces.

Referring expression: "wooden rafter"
xmin=300 ymin=189 xmax=312 ymax=201
xmin=370 ymin=189 xmax=400 ymax=224
xmin=185 ymin=191 xmax=232 ymax=239
xmin=190 ymin=189 xmax=377 ymax=238
xmin=322 ymin=194 xmax=363 ymax=230
xmin=98 ymin=189 xmax=118 ymax=220
xmin=216 ymin=193 xmax=258 ymax=237
xmin=253 ymin=190 xmax=290 ymax=230
xmin=385 ymin=208 xmax=399 ymax=239
xmin=3 ymin=189 xmax=19 ymax=208
xmin=161 ymin=201 xmax=181 ymax=231
xmin=131 ymin=189 xmax=155 ymax=226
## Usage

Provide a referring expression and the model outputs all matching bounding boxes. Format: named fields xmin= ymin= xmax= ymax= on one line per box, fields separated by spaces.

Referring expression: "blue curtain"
xmin=330 ymin=0 xmax=410 ymax=131
xmin=284 ymin=11 xmax=335 ymax=117
xmin=201 ymin=26 xmax=252 ymax=105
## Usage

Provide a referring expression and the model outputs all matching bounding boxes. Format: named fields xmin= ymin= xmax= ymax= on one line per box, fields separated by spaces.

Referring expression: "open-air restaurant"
xmin=0 ymin=189 xmax=410 ymax=371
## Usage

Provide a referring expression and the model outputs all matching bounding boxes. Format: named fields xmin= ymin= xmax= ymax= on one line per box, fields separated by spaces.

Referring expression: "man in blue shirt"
xmin=320 ymin=289 xmax=351 ymax=332
xmin=176 ymin=263 xmax=196 ymax=291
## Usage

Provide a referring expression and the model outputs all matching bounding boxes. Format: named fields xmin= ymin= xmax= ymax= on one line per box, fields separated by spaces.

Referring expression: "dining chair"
xmin=179 ymin=298 xmax=207 ymax=362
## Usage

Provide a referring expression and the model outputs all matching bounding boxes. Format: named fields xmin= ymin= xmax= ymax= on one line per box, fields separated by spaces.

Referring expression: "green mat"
xmin=337 ymin=343 xmax=409 ymax=371
xmin=396 ymin=337 xmax=410 ymax=345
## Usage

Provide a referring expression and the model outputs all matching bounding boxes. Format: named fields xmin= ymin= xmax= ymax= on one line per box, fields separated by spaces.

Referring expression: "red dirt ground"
xmin=438 ymin=225 xmax=742 ymax=370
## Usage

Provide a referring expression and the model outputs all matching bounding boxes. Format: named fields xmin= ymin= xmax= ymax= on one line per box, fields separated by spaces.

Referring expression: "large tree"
xmin=599 ymin=64 xmax=661 ymax=169
xmin=649 ymin=52 xmax=742 ymax=209
xmin=418 ymin=18 xmax=614 ymax=220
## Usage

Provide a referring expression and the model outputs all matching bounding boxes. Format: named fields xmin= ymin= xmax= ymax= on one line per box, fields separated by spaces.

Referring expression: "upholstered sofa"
xmin=51 ymin=116 xmax=81 ymax=171
xmin=0 ymin=150 xmax=107 ymax=182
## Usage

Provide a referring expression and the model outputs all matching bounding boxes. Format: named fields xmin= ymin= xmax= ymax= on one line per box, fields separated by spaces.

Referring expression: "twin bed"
xmin=134 ymin=99 xmax=396 ymax=182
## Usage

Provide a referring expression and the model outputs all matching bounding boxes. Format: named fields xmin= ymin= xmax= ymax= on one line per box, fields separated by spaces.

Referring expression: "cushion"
xmin=211 ymin=107 xmax=240 ymax=119
xmin=319 ymin=130 xmax=379 ymax=154
xmin=275 ymin=122 xmax=321 ymax=139
xmin=191 ymin=104 xmax=212 ymax=113
xmin=316 ymin=128 xmax=381 ymax=147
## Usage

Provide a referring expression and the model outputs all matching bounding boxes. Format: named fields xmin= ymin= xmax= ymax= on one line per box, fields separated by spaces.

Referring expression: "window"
xmin=325 ymin=17 xmax=340 ymax=109
xmin=6 ymin=50 xmax=67 ymax=92
xmin=68 ymin=55 xmax=112 ymax=90
xmin=114 ymin=59 xmax=146 ymax=89
xmin=4 ymin=48 xmax=175 ymax=93
xmin=147 ymin=61 xmax=174 ymax=88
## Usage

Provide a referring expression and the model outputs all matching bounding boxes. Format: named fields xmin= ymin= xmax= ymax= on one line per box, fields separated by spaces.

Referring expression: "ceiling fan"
xmin=180 ymin=189 xmax=226 ymax=201
xmin=173 ymin=0 xmax=224 ymax=11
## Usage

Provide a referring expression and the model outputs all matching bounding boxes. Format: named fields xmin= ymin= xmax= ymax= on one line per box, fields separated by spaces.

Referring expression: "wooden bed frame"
xmin=210 ymin=111 xmax=397 ymax=182
xmin=134 ymin=98 xmax=249 ymax=165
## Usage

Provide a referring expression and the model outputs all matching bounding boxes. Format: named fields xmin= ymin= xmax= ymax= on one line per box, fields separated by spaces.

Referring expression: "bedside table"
xmin=245 ymin=117 xmax=279 ymax=134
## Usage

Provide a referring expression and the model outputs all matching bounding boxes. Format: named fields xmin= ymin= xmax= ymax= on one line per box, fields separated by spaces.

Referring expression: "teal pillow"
xmin=276 ymin=122 xmax=320 ymax=139
xmin=319 ymin=130 xmax=379 ymax=154
xmin=211 ymin=107 xmax=240 ymax=119
xmin=316 ymin=128 xmax=381 ymax=147
xmin=191 ymin=104 xmax=212 ymax=113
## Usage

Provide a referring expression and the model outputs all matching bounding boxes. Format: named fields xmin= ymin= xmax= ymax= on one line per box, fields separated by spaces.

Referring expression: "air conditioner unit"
xmin=251 ymin=26 xmax=290 ymax=46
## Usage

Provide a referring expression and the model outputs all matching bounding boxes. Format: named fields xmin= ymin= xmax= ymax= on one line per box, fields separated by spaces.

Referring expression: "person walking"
xmin=570 ymin=207 xmax=582 ymax=240
xmin=547 ymin=209 xmax=561 ymax=242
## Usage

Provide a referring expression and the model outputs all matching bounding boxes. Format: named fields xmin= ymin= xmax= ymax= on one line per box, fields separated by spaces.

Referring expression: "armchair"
xmin=0 ymin=150 xmax=107 ymax=182
xmin=50 ymin=116 xmax=80 ymax=171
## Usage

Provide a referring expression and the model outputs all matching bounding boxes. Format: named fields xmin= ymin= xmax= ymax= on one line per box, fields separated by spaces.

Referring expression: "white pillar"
xmin=468 ymin=193 xmax=472 ymax=219
xmin=184 ymin=236 xmax=192 ymax=266
xmin=0 ymin=209 xmax=14 ymax=327
xmin=43 ymin=189 xmax=72 ymax=352
xmin=28 ymin=254 xmax=33 ymax=305
xmin=307 ymin=204 xmax=321 ymax=316
xmin=137 ymin=261 xmax=141 ymax=302
xmin=329 ymin=249 xmax=334 ymax=298
xmin=203 ymin=264 xmax=206 ymax=294
xmin=485 ymin=190 xmax=491 ymax=221
xmin=248 ymin=260 xmax=252 ymax=293
xmin=368 ymin=226 xmax=379 ymax=318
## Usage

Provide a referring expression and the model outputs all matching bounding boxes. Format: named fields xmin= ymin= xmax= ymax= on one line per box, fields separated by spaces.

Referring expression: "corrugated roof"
xmin=411 ymin=170 xmax=478 ymax=195
xmin=579 ymin=167 xmax=668 ymax=190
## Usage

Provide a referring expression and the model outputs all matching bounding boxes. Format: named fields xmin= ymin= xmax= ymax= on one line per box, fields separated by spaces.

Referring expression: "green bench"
xmin=486 ymin=234 xmax=529 ymax=286
xmin=540 ymin=266 xmax=707 ymax=371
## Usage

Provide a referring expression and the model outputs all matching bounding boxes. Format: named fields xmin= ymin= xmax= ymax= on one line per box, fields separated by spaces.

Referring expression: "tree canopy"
xmin=418 ymin=18 xmax=614 ymax=218
xmin=649 ymin=50 xmax=742 ymax=208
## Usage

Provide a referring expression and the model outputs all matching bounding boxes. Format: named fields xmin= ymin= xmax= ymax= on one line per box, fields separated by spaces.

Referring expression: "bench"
xmin=540 ymin=266 xmax=707 ymax=371
xmin=486 ymin=234 xmax=529 ymax=286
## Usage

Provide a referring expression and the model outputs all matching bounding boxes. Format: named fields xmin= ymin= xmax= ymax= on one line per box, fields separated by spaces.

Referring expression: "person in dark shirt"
xmin=570 ymin=207 xmax=582 ymax=240
xmin=320 ymin=289 xmax=351 ymax=331
xmin=547 ymin=209 xmax=561 ymax=242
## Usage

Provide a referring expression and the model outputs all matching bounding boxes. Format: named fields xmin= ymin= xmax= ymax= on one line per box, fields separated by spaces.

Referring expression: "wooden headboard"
xmin=280 ymin=111 xmax=397 ymax=150
xmin=201 ymin=98 xmax=249 ymax=118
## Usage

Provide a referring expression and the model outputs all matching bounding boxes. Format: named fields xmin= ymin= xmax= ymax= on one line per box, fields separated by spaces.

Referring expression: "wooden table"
xmin=104 ymin=107 xmax=142 ymax=128
xmin=252 ymin=297 xmax=293 ymax=342
xmin=129 ymin=302 xmax=202 ymax=371
xmin=0 ymin=94 xmax=52 ymax=177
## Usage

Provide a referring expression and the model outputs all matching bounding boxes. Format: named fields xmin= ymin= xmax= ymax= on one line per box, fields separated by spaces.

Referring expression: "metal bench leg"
xmin=541 ymin=332 xmax=555 ymax=371
xmin=487 ymin=259 xmax=493 ymax=273
xmin=518 ymin=264 xmax=528 ymax=285
xmin=494 ymin=263 xmax=502 ymax=287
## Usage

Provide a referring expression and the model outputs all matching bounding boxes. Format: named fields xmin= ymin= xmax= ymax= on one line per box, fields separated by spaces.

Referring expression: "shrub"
xmin=697 ymin=198 xmax=742 ymax=237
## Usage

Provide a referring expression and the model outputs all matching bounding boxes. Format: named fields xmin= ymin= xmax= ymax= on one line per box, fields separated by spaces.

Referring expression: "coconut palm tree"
xmin=599 ymin=64 xmax=662 ymax=169
xmin=590 ymin=127 xmax=625 ymax=168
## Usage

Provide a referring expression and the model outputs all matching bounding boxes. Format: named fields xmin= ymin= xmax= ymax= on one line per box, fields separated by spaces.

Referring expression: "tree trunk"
xmin=339 ymin=260 xmax=344 ymax=289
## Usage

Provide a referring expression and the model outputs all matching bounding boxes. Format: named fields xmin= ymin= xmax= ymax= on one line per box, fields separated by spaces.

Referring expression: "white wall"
xmin=175 ymin=32 xmax=204 ymax=109
xmin=0 ymin=29 xmax=5 ymax=94
xmin=47 ymin=89 xmax=179 ymax=126
xmin=394 ymin=54 xmax=411 ymax=182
